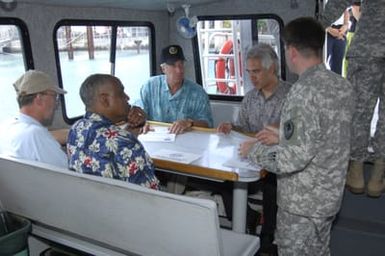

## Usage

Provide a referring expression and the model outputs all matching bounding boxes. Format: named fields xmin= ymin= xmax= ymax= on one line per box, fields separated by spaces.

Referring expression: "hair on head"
xmin=79 ymin=74 xmax=123 ymax=109
xmin=282 ymin=17 xmax=325 ymax=58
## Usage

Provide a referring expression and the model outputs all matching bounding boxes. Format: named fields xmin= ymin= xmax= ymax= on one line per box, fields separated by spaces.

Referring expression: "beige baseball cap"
xmin=13 ymin=70 xmax=67 ymax=96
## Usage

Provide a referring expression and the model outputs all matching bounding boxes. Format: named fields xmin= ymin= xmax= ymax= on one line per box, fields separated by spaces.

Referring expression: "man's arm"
xmin=50 ymin=128 xmax=69 ymax=146
xmin=247 ymin=102 xmax=320 ymax=174
xmin=168 ymin=100 xmax=212 ymax=133
xmin=35 ymin=129 xmax=68 ymax=168
xmin=217 ymin=122 xmax=232 ymax=134
xmin=168 ymin=119 xmax=202 ymax=134
xmin=275 ymin=103 xmax=320 ymax=174
xmin=126 ymin=106 xmax=147 ymax=128
xmin=168 ymin=115 xmax=211 ymax=135
xmin=255 ymin=124 xmax=279 ymax=145
xmin=114 ymin=106 xmax=147 ymax=137
xmin=188 ymin=119 xmax=208 ymax=128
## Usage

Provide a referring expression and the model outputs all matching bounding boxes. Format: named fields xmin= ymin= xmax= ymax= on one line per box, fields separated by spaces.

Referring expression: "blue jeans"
xmin=327 ymin=33 xmax=346 ymax=75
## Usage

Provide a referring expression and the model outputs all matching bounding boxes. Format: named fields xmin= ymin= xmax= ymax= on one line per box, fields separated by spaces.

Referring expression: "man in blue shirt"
xmin=137 ymin=44 xmax=213 ymax=134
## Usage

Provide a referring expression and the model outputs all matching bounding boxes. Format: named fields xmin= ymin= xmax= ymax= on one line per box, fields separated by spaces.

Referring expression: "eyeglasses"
xmin=40 ymin=92 xmax=60 ymax=102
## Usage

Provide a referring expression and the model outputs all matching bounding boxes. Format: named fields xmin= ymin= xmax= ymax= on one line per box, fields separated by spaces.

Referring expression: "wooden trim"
xmin=147 ymin=121 xmax=171 ymax=127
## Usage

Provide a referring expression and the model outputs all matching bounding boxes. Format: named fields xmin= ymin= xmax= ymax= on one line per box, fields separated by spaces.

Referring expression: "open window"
xmin=0 ymin=18 xmax=33 ymax=122
xmin=193 ymin=14 xmax=285 ymax=101
xmin=54 ymin=20 xmax=155 ymax=123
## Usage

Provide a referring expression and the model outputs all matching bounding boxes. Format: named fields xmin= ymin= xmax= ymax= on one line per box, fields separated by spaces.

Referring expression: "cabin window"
xmin=54 ymin=20 xmax=155 ymax=123
xmin=193 ymin=15 xmax=284 ymax=100
xmin=0 ymin=18 xmax=33 ymax=122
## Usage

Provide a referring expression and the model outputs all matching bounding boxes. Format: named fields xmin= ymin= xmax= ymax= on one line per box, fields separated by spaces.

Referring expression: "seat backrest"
xmin=0 ymin=156 xmax=223 ymax=256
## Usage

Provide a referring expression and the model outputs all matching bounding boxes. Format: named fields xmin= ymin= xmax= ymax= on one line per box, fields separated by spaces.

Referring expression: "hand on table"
xmin=168 ymin=119 xmax=193 ymax=134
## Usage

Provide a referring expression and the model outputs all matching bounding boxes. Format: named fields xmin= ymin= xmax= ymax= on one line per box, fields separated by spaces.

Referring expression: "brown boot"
xmin=346 ymin=160 xmax=365 ymax=194
xmin=367 ymin=159 xmax=385 ymax=197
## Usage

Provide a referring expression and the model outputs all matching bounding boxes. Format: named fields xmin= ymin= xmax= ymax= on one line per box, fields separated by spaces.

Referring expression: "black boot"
xmin=256 ymin=233 xmax=277 ymax=256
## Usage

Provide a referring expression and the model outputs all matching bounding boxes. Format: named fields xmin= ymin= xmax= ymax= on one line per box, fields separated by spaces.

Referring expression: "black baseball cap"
xmin=160 ymin=45 xmax=186 ymax=65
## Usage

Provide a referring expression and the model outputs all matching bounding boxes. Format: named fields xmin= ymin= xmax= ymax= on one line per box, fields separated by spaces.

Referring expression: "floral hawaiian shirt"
xmin=67 ymin=112 xmax=159 ymax=189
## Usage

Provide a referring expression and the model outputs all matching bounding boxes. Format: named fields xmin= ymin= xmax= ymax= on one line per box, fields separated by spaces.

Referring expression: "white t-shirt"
xmin=0 ymin=113 xmax=68 ymax=168
xmin=332 ymin=10 xmax=346 ymax=26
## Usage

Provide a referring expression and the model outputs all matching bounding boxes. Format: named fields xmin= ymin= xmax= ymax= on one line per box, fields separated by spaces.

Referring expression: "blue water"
xmin=59 ymin=49 xmax=151 ymax=118
xmin=0 ymin=50 xmax=151 ymax=121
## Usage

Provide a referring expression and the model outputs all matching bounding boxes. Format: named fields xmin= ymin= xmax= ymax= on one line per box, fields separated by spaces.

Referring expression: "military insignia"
xmin=284 ymin=120 xmax=294 ymax=140
xmin=169 ymin=46 xmax=177 ymax=55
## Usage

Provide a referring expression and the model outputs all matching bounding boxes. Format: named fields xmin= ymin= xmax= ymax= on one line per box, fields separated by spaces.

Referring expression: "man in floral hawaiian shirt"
xmin=67 ymin=74 xmax=159 ymax=189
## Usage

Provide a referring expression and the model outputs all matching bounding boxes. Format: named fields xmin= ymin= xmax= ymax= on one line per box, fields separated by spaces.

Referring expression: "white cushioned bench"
xmin=0 ymin=156 xmax=259 ymax=256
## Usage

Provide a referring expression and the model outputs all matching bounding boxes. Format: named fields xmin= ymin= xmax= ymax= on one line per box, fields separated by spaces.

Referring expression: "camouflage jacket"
xmin=321 ymin=0 xmax=385 ymax=58
xmin=249 ymin=64 xmax=353 ymax=217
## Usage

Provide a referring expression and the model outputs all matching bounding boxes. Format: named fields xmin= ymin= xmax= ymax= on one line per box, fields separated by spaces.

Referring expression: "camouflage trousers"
xmin=275 ymin=209 xmax=335 ymax=256
xmin=347 ymin=57 xmax=385 ymax=162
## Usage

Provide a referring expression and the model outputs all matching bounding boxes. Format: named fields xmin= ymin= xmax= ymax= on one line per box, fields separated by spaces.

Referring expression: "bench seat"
xmin=0 ymin=156 xmax=259 ymax=256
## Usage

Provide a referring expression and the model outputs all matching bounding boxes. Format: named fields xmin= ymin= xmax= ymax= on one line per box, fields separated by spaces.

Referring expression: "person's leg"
xmin=258 ymin=173 xmax=277 ymax=253
xmin=219 ymin=181 xmax=234 ymax=220
xmin=346 ymin=58 xmax=380 ymax=193
xmin=368 ymin=58 xmax=385 ymax=197
xmin=246 ymin=180 xmax=265 ymax=235
xmin=326 ymin=34 xmax=335 ymax=70
xmin=348 ymin=58 xmax=380 ymax=163
xmin=330 ymin=38 xmax=346 ymax=75
xmin=275 ymin=209 xmax=334 ymax=256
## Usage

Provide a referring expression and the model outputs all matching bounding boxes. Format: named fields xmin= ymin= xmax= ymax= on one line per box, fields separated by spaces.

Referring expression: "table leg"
xmin=232 ymin=181 xmax=248 ymax=233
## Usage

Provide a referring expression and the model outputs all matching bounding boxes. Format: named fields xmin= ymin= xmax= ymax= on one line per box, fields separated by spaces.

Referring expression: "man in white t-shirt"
xmin=0 ymin=70 xmax=68 ymax=168
xmin=325 ymin=8 xmax=349 ymax=75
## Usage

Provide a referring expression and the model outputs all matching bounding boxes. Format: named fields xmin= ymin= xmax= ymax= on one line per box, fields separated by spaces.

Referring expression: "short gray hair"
xmin=79 ymin=74 xmax=123 ymax=110
xmin=17 ymin=93 xmax=37 ymax=108
xmin=246 ymin=44 xmax=279 ymax=76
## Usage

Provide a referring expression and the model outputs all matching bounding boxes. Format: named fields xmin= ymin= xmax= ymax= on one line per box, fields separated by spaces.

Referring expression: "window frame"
xmin=0 ymin=17 xmax=34 ymax=69
xmin=192 ymin=13 xmax=285 ymax=102
xmin=0 ymin=17 xmax=34 ymax=123
xmin=53 ymin=19 xmax=156 ymax=124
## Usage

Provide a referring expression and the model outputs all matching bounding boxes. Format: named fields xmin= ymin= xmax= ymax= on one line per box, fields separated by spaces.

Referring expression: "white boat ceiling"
xmin=15 ymin=0 xmax=223 ymax=11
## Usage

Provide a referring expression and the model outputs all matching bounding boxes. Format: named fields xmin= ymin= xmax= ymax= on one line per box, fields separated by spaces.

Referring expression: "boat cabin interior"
xmin=0 ymin=0 xmax=384 ymax=255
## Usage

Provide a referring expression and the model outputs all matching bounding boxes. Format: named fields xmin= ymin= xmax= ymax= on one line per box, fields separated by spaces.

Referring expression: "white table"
xmin=139 ymin=123 xmax=261 ymax=233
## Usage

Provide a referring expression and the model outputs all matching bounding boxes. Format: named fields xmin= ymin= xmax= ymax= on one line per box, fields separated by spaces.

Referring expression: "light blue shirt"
xmin=0 ymin=113 xmax=68 ymax=168
xmin=137 ymin=75 xmax=213 ymax=127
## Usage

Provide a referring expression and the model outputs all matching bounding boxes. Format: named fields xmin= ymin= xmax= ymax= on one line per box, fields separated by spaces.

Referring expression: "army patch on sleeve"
xmin=284 ymin=120 xmax=294 ymax=140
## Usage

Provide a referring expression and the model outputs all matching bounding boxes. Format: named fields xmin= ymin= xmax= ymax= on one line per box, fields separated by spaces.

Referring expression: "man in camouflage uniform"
xmin=241 ymin=17 xmax=353 ymax=255
xmin=321 ymin=0 xmax=385 ymax=197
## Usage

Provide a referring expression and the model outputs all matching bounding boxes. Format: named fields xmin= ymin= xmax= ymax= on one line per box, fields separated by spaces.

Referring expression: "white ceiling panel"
xmin=14 ymin=0 xmax=223 ymax=11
